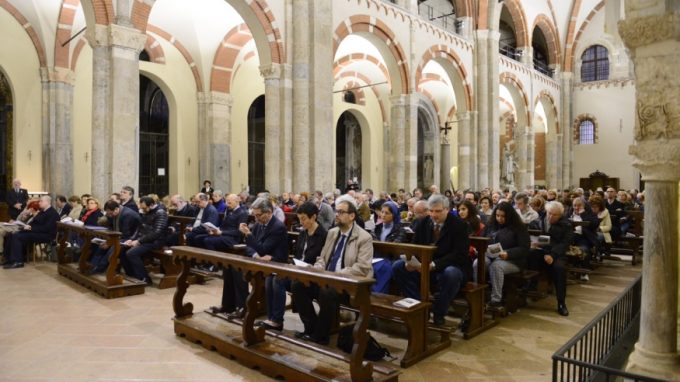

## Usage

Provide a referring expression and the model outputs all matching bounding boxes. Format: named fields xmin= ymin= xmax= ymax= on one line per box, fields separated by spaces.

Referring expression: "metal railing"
xmin=534 ymin=59 xmax=554 ymax=78
xmin=499 ymin=42 xmax=521 ymax=61
xmin=552 ymin=275 xmax=663 ymax=382
xmin=418 ymin=3 xmax=458 ymax=34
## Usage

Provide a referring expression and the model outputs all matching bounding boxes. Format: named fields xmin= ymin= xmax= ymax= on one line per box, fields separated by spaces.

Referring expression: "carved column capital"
xmin=86 ymin=23 xmax=146 ymax=52
xmin=629 ymin=140 xmax=680 ymax=182
xmin=619 ymin=12 xmax=680 ymax=49
xmin=259 ymin=63 xmax=281 ymax=80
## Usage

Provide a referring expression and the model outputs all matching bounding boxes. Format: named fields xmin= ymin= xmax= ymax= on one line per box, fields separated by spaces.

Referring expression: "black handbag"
xmin=336 ymin=324 xmax=390 ymax=361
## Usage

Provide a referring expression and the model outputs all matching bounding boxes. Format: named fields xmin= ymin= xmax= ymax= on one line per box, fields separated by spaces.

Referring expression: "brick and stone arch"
xmin=534 ymin=90 xmax=560 ymax=134
xmin=499 ymin=72 xmax=530 ymax=126
xmin=341 ymin=81 xmax=366 ymax=106
xmin=335 ymin=71 xmax=388 ymax=121
xmin=532 ymin=14 xmax=561 ymax=67
xmin=143 ymin=34 xmax=165 ymax=64
xmin=54 ymin=0 xmax=81 ymax=69
xmin=333 ymin=15 xmax=409 ymax=95
xmin=573 ymin=113 xmax=599 ymax=144
xmin=333 ymin=53 xmax=390 ymax=84
xmin=80 ymin=0 xmax=114 ymax=27
xmin=210 ymin=23 xmax=253 ymax=93
xmin=416 ymin=45 xmax=473 ymax=112
xmin=564 ymin=1 xmax=605 ymax=72
xmin=0 ymin=0 xmax=47 ymax=67
xmin=481 ymin=0 xmax=529 ymax=47
xmin=146 ymin=25 xmax=203 ymax=92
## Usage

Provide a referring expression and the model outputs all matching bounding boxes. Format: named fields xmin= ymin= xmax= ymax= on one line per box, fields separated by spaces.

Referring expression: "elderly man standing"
xmin=3 ymin=195 xmax=60 ymax=269
xmin=392 ymin=194 xmax=470 ymax=326
xmin=292 ymin=199 xmax=373 ymax=344
xmin=528 ymin=201 xmax=573 ymax=316
xmin=7 ymin=179 xmax=29 ymax=220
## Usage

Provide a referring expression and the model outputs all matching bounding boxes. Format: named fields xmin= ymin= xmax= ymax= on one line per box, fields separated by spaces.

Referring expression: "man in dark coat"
xmin=120 ymin=196 xmax=168 ymax=284
xmin=392 ymin=194 xmax=471 ymax=326
xmin=7 ymin=179 xmax=29 ymax=220
xmin=90 ymin=201 xmax=142 ymax=273
xmin=528 ymin=201 xmax=573 ymax=316
xmin=3 ymin=196 xmax=60 ymax=269
xmin=185 ymin=193 xmax=220 ymax=247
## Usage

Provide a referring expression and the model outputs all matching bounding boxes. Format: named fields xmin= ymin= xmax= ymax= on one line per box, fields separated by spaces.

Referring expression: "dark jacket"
xmin=122 ymin=199 xmax=139 ymax=213
xmin=7 ymin=188 xmax=29 ymax=219
xmin=567 ymin=206 xmax=599 ymax=248
xmin=135 ymin=205 xmax=168 ymax=245
xmin=175 ymin=203 xmax=198 ymax=218
xmin=82 ymin=209 xmax=103 ymax=226
xmin=58 ymin=203 xmax=72 ymax=219
xmin=294 ymin=225 xmax=328 ymax=264
xmin=372 ymin=223 xmax=408 ymax=244
xmin=546 ymin=216 xmax=573 ymax=260
xmin=111 ymin=206 xmax=141 ymax=241
xmin=412 ymin=214 xmax=472 ymax=280
xmin=483 ymin=224 xmax=530 ymax=268
xmin=245 ymin=216 xmax=288 ymax=263
xmin=28 ymin=207 xmax=60 ymax=239
xmin=190 ymin=204 xmax=220 ymax=234
xmin=219 ymin=206 xmax=249 ymax=241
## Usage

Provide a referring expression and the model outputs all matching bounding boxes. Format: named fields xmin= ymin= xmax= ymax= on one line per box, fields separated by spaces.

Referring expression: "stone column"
xmin=41 ymin=67 xmax=75 ymax=196
xmin=197 ymin=91 xmax=232 ymax=192
xmin=515 ymin=124 xmax=528 ymax=190
xmin=560 ymin=72 xmax=573 ymax=188
xmin=87 ymin=24 xmax=145 ymax=200
xmin=291 ymin=0 xmax=333 ymax=193
xmin=456 ymin=111 xmax=472 ymax=190
xmin=260 ymin=63 xmax=282 ymax=194
xmin=388 ymin=94 xmax=417 ymax=192
xmin=525 ymin=131 xmax=535 ymax=189
xmin=618 ymin=4 xmax=680 ymax=379
xmin=554 ymin=133 xmax=563 ymax=188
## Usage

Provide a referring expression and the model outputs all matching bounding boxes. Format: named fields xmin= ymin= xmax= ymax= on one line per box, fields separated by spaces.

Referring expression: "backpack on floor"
xmin=336 ymin=324 xmax=391 ymax=361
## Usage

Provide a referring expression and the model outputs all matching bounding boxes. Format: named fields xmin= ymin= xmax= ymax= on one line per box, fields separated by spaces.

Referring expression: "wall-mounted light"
xmin=28 ymin=150 xmax=32 ymax=161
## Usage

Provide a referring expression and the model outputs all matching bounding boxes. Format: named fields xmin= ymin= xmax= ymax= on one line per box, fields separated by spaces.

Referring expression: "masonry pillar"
xmin=456 ymin=111 xmax=471 ymax=190
xmin=560 ymin=72 xmax=573 ymax=188
xmin=260 ymin=63 xmax=282 ymax=194
xmin=291 ymin=0 xmax=333 ymax=193
xmin=388 ymin=94 xmax=418 ymax=191
xmin=197 ymin=91 xmax=232 ymax=192
xmin=87 ymin=24 xmax=145 ymax=200
xmin=526 ymin=131 xmax=535 ymax=189
xmin=41 ymin=67 xmax=75 ymax=196
xmin=515 ymin=124 xmax=528 ymax=190
xmin=619 ymin=3 xmax=680 ymax=379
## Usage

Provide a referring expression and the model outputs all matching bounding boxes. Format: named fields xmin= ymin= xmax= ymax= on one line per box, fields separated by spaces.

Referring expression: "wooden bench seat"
xmin=171 ymin=246 xmax=400 ymax=382
xmin=56 ymin=222 xmax=145 ymax=299
xmin=501 ymin=270 xmax=540 ymax=315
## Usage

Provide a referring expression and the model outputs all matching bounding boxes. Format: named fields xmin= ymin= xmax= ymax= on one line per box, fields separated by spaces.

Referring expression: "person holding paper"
xmin=292 ymin=199 xmax=373 ymax=344
xmin=118 ymin=196 xmax=168 ymax=284
xmin=371 ymin=201 xmax=407 ymax=293
xmin=232 ymin=198 xmax=288 ymax=331
xmin=477 ymin=202 xmax=530 ymax=309
xmin=184 ymin=193 xmax=219 ymax=247
xmin=292 ymin=202 xmax=327 ymax=265
xmin=528 ymin=201 xmax=573 ymax=316
xmin=89 ymin=201 xmax=141 ymax=273
xmin=392 ymin=194 xmax=470 ymax=326
xmin=0 ymin=200 xmax=40 ymax=262
xmin=3 ymin=196 xmax=59 ymax=269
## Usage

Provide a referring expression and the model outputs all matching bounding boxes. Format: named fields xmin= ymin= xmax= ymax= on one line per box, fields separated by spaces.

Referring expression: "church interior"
xmin=1 ymin=0 xmax=679 ymax=380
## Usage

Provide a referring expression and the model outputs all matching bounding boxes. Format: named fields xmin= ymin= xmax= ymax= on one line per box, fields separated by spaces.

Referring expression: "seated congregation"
xmin=0 ymin=180 xmax=643 ymax=374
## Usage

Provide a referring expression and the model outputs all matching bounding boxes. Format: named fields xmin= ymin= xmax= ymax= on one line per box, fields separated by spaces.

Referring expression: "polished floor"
xmin=0 ymin=258 xmax=640 ymax=381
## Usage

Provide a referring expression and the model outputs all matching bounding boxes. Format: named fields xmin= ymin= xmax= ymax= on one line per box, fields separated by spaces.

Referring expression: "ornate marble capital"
xmin=629 ymin=139 xmax=680 ymax=181
xmin=40 ymin=67 xmax=76 ymax=85
xmin=618 ymin=12 xmax=680 ymax=49
xmin=86 ymin=24 xmax=146 ymax=52
xmin=259 ymin=63 xmax=281 ymax=80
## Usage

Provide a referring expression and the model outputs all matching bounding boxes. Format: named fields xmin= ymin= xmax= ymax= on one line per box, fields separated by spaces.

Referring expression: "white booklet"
xmin=201 ymin=222 xmax=219 ymax=231
xmin=2 ymin=220 xmax=26 ymax=227
xmin=91 ymin=238 xmax=107 ymax=245
xmin=393 ymin=297 xmax=420 ymax=309
xmin=487 ymin=243 xmax=503 ymax=259
xmin=293 ymin=258 xmax=310 ymax=267
xmin=399 ymin=254 xmax=421 ymax=268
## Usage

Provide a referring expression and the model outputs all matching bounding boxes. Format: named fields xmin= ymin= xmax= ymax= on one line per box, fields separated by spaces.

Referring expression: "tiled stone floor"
xmin=0 ymin=259 xmax=640 ymax=381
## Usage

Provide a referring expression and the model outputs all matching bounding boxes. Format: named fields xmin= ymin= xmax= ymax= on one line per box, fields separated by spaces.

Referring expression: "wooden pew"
xmin=461 ymin=236 xmax=497 ymax=338
xmin=608 ymin=210 xmax=643 ymax=265
xmin=170 ymin=246 xmax=400 ymax=382
xmin=56 ymin=222 xmax=146 ymax=298
xmin=145 ymin=215 xmax=194 ymax=289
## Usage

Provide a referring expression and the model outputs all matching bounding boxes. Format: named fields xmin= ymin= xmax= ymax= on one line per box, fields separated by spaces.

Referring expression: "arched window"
xmin=343 ymin=90 xmax=356 ymax=104
xmin=578 ymin=119 xmax=595 ymax=144
xmin=581 ymin=45 xmax=609 ymax=82
xmin=248 ymin=95 xmax=266 ymax=194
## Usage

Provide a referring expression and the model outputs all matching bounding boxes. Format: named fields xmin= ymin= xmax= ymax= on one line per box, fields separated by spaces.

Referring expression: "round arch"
xmin=333 ymin=15 xmax=409 ymax=95
xmin=491 ymin=0 xmax=529 ymax=48
xmin=210 ymin=23 xmax=254 ymax=93
xmin=499 ymin=73 xmax=530 ymax=128
xmin=334 ymin=108 xmax=372 ymax=189
xmin=534 ymin=91 xmax=559 ymax=135
xmin=414 ymin=93 xmax=440 ymax=189
xmin=80 ymin=0 xmax=113 ymax=28
xmin=416 ymin=46 xmax=473 ymax=112
xmin=532 ymin=14 xmax=561 ymax=67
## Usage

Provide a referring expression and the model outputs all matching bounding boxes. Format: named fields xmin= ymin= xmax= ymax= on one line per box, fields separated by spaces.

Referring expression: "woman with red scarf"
xmin=81 ymin=198 xmax=103 ymax=226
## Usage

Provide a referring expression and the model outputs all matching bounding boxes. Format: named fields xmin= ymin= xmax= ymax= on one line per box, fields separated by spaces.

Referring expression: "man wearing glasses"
xmin=392 ymin=194 xmax=471 ymax=326
xmin=292 ymin=198 xmax=373 ymax=345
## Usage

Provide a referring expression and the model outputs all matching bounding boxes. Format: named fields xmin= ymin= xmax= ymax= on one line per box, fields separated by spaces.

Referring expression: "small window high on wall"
xmin=579 ymin=119 xmax=595 ymax=144
xmin=581 ymin=45 xmax=609 ymax=82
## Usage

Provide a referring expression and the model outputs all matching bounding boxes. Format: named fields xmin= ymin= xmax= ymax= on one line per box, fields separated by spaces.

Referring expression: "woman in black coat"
xmin=476 ymin=201 xmax=530 ymax=308
xmin=371 ymin=201 xmax=407 ymax=293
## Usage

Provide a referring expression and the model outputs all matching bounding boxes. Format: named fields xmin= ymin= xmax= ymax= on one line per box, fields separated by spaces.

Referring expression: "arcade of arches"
xmin=1 ymin=0 xmax=680 ymax=380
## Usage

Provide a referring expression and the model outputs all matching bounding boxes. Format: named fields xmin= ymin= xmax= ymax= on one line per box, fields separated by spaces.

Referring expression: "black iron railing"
xmin=499 ymin=42 xmax=521 ymax=61
xmin=552 ymin=275 xmax=663 ymax=382
xmin=418 ymin=3 xmax=458 ymax=34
